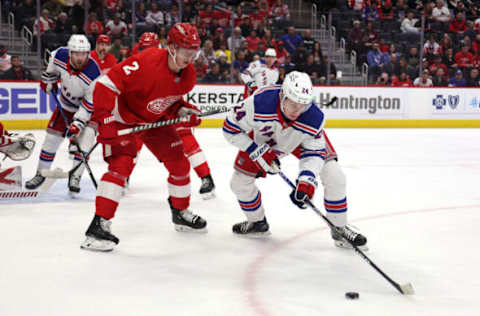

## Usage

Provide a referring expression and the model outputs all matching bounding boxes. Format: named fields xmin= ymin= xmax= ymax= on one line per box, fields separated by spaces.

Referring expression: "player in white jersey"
xmin=240 ymin=48 xmax=279 ymax=98
xmin=25 ymin=34 xmax=101 ymax=194
xmin=223 ymin=71 xmax=367 ymax=248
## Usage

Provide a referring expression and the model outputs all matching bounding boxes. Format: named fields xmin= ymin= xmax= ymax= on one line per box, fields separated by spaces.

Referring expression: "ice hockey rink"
xmin=1 ymin=128 xmax=479 ymax=316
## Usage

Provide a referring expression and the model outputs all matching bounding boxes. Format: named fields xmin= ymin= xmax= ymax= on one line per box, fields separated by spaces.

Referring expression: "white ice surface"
xmin=1 ymin=128 xmax=479 ymax=316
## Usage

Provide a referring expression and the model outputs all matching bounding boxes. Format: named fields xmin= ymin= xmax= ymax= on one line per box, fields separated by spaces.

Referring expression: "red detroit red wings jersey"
xmin=94 ymin=48 xmax=196 ymax=125
xmin=91 ymin=50 xmax=117 ymax=75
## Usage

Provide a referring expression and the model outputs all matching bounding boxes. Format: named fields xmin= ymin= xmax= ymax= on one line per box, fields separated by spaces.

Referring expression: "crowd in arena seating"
xmin=2 ymin=0 xmax=342 ymax=85
xmin=341 ymin=0 xmax=480 ymax=86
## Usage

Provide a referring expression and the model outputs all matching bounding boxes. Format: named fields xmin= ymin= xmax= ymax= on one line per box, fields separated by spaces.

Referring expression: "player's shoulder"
xmin=52 ymin=47 xmax=69 ymax=70
xmin=294 ymin=103 xmax=325 ymax=136
xmin=79 ymin=57 xmax=102 ymax=83
xmin=252 ymin=85 xmax=281 ymax=115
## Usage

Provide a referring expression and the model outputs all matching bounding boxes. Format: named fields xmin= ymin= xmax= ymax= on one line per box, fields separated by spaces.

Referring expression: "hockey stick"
xmin=278 ymin=171 xmax=415 ymax=295
xmin=319 ymin=96 xmax=338 ymax=107
xmin=117 ymin=116 xmax=191 ymax=136
xmin=199 ymin=107 xmax=231 ymax=117
xmin=51 ymin=92 xmax=98 ymax=188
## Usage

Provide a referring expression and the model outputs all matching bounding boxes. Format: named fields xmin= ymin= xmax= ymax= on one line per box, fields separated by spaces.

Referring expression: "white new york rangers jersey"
xmin=223 ymin=85 xmax=327 ymax=179
xmin=240 ymin=60 xmax=279 ymax=88
xmin=46 ymin=47 xmax=101 ymax=123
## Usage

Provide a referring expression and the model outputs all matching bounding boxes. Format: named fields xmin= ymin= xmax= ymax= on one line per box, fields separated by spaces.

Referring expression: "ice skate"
xmin=331 ymin=224 xmax=368 ymax=250
xmin=199 ymin=174 xmax=215 ymax=200
xmin=232 ymin=217 xmax=271 ymax=237
xmin=170 ymin=200 xmax=207 ymax=233
xmin=25 ymin=171 xmax=46 ymax=190
xmin=81 ymin=215 xmax=119 ymax=252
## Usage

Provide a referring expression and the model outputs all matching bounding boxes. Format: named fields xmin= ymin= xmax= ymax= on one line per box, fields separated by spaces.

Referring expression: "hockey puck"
xmin=345 ymin=292 xmax=359 ymax=300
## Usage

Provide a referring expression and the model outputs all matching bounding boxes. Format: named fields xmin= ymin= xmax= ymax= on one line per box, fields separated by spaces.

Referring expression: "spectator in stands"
xmin=302 ymin=29 xmax=315 ymax=53
xmin=15 ymin=0 xmax=36 ymax=31
xmin=429 ymin=55 xmax=449 ymax=75
xmin=395 ymin=56 xmax=416 ymax=79
xmin=401 ymin=11 xmax=420 ymax=34
xmin=394 ymin=0 xmax=409 ymax=22
xmin=106 ymin=13 xmax=127 ymax=37
xmin=233 ymin=50 xmax=249 ymax=75
xmin=165 ymin=3 xmax=180 ymax=27
xmin=347 ymin=20 xmax=363 ymax=54
xmin=318 ymin=55 xmax=338 ymax=85
xmin=1 ymin=56 xmax=33 ymax=80
xmin=118 ymin=45 xmax=130 ymax=63
xmin=245 ymin=30 xmax=261 ymax=52
xmin=198 ymin=4 xmax=215 ymax=29
xmin=240 ymin=16 xmax=253 ymax=38
xmin=375 ymin=72 xmax=391 ymax=86
xmin=135 ymin=2 xmax=148 ymax=27
xmin=54 ymin=11 xmax=73 ymax=34
xmin=312 ymin=41 xmax=323 ymax=63
xmin=367 ymin=42 xmax=389 ymax=82
xmin=228 ymin=27 xmax=245 ymax=52
xmin=202 ymin=62 xmax=226 ymax=83
xmin=33 ymin=9 xmax=55 ymax=36
xmin=439 ymin=33 xmax=453 ymax=52
xmin=194 ymin=54 xmax=208 ymax=80
xmin=181 ymin=3 xmax=196 ymax=24
xmin=200 ymin=39 xmax=217 ymax=65
xmin=424 ymin=33 xmax=442 ymax=62
xmin=391 ymin=71 xmax=413 ymax=86
xmin=42 ymin=0 xmax=64 ymax=19
xmin=453 ymin=1 xmax=467 ymax=15
xmin=253 ymin=41 xmax=267 ymax=58
xmin=384 ymin=53 xmax=398 ymax=76
xmin=413 ymin=69 xmax=434 ymax=87
xmin=109 ymin=36 xmax=122 ymax=61
xmin=217 ymin=52 xmax=231 ymax=80
xmin=432 ymin=0 xmax=451 ymax=32
xmin=271 ymin=0 xmax=290 ymax=28
xmin=275 ymin=41 xmax=288 ymax=65
xmin=388 ymin=43 xmax=401 ymax=59
xmin=443 ymin=47 xmax=458 ymax=73
xmin=406 ymin=46 xmax=419 ymax=69
xmin=449 ymin=69 xmax=467 ymax=86
xmin=464 ymin=21 xmax=477 ymax=43
xmin=349 ymin=0 xmax=366 ymax=11
xmin=277 ymin=65 xmax=286 ymax=84
xmin=378 ymin=38 xmax=389 ymax=53
xmin=0 ymin=45 xmax=12 ymax=74
xmin=449 ymin=12 xmax=467 ymax=38
xmin=467 ymin=2 xmax=479 ymax=20
xmin=379 ymin=0 xmax=394 ymax=23
xmin=363 ymin=21 xmax=379 ymax=47
xmin=281 ymin=26 xmax=303 ymax=54
xmin=302 ymin=53 xmax=322 ymax=80
xmin=432 ymin=67 xmax=449 ymax=86
xmin=157 ymin=26 xmax=168 ymax=48
xmin=216 ymin=42 xmax=232 ymax=63
xmin=362 ymin=0 xmax=380 ymax=22
xmin=455 ymin=44 xmax=474 ymax=71
xmin=87 ymin=12 xmax=105 ymax=38
xmin=233 ymin=6 xmax=247 ymax=28
xmin=146 ymin=2 xmax=164 ymax=28
xmin=291 ymin=43 xmax=308 ymax=67
xmin=262 ymin=29 xmax=276 ymax=49
xmin=213 ymin=27 xmax=227 ymax=51
xmin=467 ymin=68 xmax=480 ymax=87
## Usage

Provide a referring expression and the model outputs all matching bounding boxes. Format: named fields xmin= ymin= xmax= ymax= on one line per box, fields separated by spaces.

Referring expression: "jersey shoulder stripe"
xmin=53 ymin=47 xmax=69 ymax=71
xmin=253 ymin=86 xmax=281 ymax=122
xmin=293 ymin=105 xmax=325 ymax=136
xmin=80 ymin=58 xmax=102 ymax=83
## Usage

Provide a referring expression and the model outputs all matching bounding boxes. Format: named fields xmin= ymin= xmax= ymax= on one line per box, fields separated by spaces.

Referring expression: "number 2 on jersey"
xmin=122 ymin=61 xmax=139 ymax=75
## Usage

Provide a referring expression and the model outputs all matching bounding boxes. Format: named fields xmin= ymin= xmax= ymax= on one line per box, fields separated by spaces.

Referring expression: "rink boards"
xmin=1 ymin=80 xmax=479 ymax=129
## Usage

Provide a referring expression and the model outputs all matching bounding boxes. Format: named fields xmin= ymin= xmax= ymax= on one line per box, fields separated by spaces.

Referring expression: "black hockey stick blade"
xmin=322 ymin=96 xmax=338 ymax=107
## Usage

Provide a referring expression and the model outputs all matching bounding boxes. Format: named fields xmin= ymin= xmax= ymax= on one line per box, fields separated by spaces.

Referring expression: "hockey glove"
xmin=66 ymin=119 xmax=86 ymax=139
xmin=249 ymin=143 xmax=280 ymax=175
xmin=177 ymin=103 xmax=201 ymax=117
xmin=40 ymin=72 xmax=59 ymax=95
xmin=185 ymin=114 xmax=202 ymax=127
xmin=290 ymin=172 xmax=317 ymax=209
xmin=97 ymin=115 xmax=119 ymax=144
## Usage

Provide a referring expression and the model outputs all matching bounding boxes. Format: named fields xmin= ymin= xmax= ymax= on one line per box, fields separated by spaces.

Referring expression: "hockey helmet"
xmin=265 ymin=48 xmax=277 ymax=57
xmin=167 ymin=23 xmax=201 ymax=50
xmin=139 ymin=32 xmax=159 ymax=49
xmin=68 ymin=34 xmax=91 ymax=52
xmin=281 ymin=71 xmax=313 ymax=115
xmin=96 ymin=34 xmax=111 ymax=45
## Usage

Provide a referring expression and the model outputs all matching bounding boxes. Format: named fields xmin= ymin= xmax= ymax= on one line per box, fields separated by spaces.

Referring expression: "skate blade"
xmin=200 ymin=190 xmax=216 ymax=200
xmin=334 ymin=240 xmax=369 ymax=251
xmin=80 ymin=237 xmax=116 ymax=252
xmin=174 ymin=224 xmax=208 ymax=233
xmin=233 ymin=231 xmax=272 ymax=238
xmin=38 ymin=177 xmax=57 ymax=192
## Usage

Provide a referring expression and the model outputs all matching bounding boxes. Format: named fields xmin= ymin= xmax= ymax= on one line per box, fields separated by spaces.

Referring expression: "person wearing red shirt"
xmin=90 ymin=35 xmax=117 ymax=75
xmin=87 ymin=12 xmax=104 ymax=36
xmin=455 ymin=45 xmax=474 ymax=70
xmin=391 ymin=71 xmax=413 ymax=87
xmin=198 ymin=4 xmax=215 ymax=28
xmin=81 ymin=23 xmax=207 ymax=252
xmin=449 ymin=12 xmax=467 ymax=34
xmin=245 ymin=30 xmax=260 ymax=52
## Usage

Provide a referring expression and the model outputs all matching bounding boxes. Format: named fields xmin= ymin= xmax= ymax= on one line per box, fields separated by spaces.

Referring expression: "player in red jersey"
xmin=130 ymin=31 xmax=216 ymax=199
xmin=81 ymin=23 xmax=208 ymax=252
xmin=90 ymin=35 xmax=117 ymax=75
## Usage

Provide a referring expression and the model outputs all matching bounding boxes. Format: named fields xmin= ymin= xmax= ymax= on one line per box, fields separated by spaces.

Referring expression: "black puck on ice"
xmin=345 ymin=292 xmax=359 ymax=300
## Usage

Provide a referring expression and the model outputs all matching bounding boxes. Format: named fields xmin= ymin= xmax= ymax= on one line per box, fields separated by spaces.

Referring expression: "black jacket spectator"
xmin=1 ymin=56 xmax=34 ymax=80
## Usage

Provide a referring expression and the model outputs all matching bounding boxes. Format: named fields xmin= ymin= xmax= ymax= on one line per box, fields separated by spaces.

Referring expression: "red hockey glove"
xmin=290 ymin=171 xmax=317 ymax=209
xmin=248 ymin=143 xmax=280 ymax=174
xmin=97 ymin=115 xmax=119 ymax=144
xmin=185 ymin=114 xmax=202 ymax=127
xmin=66 ymin=120 xmax=85 ymax=139
xmin=177 ymin=102 xmax=201 ymax=117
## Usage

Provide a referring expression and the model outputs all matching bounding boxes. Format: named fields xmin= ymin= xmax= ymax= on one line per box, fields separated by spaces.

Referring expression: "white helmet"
xmin=281 ymin=71 xmax=313 ymax=106
xmin=68 ymin=34 xmax=91 ymax=52
xmin=265 ymin=48 xmax=276 ymax=57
